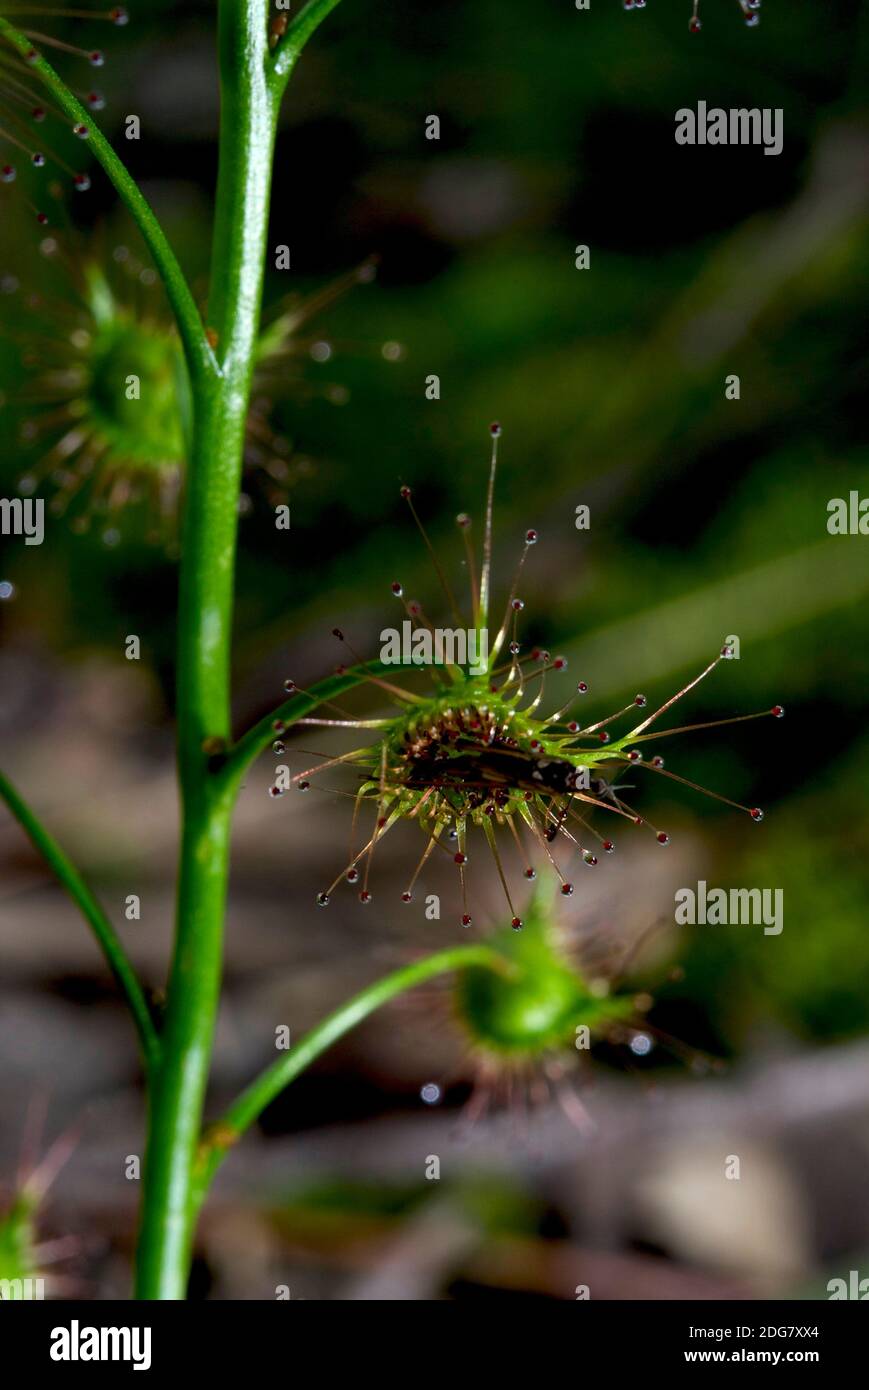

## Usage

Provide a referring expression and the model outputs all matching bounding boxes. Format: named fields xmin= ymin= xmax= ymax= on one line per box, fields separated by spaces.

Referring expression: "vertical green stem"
xmin=134 ymin=0 xmax=279 ymax=1300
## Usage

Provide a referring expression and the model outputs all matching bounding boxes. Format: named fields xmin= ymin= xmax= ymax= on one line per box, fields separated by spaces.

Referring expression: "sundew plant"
xmin=0 ymin=1 xmax=785 ymax=1301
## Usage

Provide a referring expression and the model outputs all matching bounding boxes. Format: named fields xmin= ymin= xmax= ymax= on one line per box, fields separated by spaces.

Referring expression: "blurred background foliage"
xmin=0 ymin=0 xmax=868 ymax=1298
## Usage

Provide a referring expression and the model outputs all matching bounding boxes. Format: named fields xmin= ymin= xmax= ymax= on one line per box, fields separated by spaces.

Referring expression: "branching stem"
xmin=0 ymin=772 xmax=160 ymax=1074
xmin=0 ymin=17 xmax=216 ymax=390
xmin=194 ymin=944 xmax=510 ymax=1200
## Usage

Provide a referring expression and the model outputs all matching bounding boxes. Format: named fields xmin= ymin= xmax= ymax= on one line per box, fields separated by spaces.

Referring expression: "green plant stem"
xmin=0 ymin=772 xmax=160 ymax=1073
xmin=194 ymin=944 xmax=509 ymax=1199
xmin=0 ymin=18 xmax=216 ymax=391
xmin=219 ymin=661 xmax=394 ymax=795
xmin=133 ymin=0 xmax=281 ymax=1301
xmin=270 ymin=0 xmax=345 ymax=87
xmin=1 ymin=0 xmax=372 ymax=1301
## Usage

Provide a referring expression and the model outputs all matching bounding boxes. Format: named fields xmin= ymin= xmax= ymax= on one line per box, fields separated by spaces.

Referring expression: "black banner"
xmin=2 ymin=1299 xmax=865 ymax=1374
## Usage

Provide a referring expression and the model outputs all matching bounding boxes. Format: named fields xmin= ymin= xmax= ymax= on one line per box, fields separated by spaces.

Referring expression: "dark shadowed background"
xmin=0 ymin=0 xmax=868 ymax=1299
